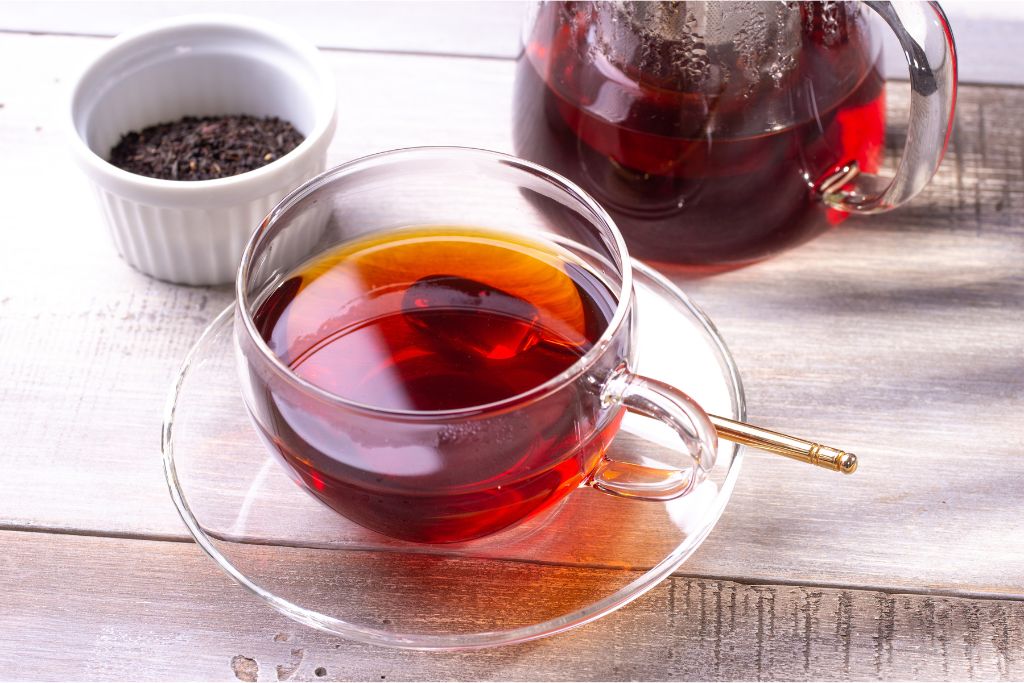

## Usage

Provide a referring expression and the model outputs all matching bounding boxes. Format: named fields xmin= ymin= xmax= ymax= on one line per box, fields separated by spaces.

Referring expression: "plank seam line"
xmin=0 ymin=28 xmax=515 ymax=62
xmin=673 ymin=572 xmax=1024 ymax=603
xmin=0 ymin=523 xmax=190 ymax=545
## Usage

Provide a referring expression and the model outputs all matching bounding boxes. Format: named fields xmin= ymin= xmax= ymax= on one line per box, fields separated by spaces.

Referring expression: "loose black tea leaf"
xmin=108 ymin=114 xmax=305 ymax=181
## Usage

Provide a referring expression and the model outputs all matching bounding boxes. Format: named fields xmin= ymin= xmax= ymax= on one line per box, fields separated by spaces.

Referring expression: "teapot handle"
xmin=820 ymin=1 xmax=957 ymax=214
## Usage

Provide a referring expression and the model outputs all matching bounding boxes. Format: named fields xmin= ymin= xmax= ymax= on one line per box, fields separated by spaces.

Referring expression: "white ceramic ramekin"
xmin=68 ymin=15 xmax=337 ymax=285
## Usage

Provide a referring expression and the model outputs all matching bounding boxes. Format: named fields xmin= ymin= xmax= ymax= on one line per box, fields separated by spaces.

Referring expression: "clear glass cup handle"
xmin=821 ymin=1 xmax=957 ymax=214
xmin=590 ymin=374 xmax=718 ymax=501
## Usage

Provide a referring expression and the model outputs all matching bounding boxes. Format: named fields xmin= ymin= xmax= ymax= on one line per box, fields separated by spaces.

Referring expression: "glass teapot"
xmin=512 ymin=1 xmax=957 ymax=269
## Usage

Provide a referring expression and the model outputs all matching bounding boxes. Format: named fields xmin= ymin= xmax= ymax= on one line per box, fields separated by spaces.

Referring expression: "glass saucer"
xmin=161 ymin=260 xmax=745 ymax=650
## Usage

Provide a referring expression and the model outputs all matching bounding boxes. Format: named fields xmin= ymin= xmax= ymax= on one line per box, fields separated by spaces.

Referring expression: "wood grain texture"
xmin=0 ymin=530 xmax=1021 ymax=681
xmin=1 ymin=32 xmax=1023 ymax=603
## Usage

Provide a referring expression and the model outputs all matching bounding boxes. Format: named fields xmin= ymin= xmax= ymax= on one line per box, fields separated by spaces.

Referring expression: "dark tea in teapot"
xmin=513 ymin=2 xmax=886 ymax=268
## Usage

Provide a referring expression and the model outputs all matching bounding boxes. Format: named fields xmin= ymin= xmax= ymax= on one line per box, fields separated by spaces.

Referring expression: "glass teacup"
xmin=234 ymin=147 xmax=718 ymax=544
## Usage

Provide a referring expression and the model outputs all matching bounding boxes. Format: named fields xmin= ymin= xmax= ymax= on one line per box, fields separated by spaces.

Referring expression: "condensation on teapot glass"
xmin=586 ymin=1 xmax=878 ymax=136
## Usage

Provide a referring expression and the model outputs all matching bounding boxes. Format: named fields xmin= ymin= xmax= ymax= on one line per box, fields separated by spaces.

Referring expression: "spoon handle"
xmin=709 ymin=415 xmax=858 ymax=474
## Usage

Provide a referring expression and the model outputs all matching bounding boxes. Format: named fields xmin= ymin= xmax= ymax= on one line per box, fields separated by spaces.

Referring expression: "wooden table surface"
xmin=2 ymin=3 xmax=1023 ymax=681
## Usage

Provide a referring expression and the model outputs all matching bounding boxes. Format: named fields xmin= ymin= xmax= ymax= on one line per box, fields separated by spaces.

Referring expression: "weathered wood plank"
xmin=0 ymin=2 xmax=528 ymax=59
xmin=0 ymin=1 xmax=1020 ymax=85
xmin=1 ymin=33 xmax=1023 ymax=600
xmin=0 ymin=34 xmax=516 ymax=539
xmin=0 ymin=529 xmax=1021 ymax=681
